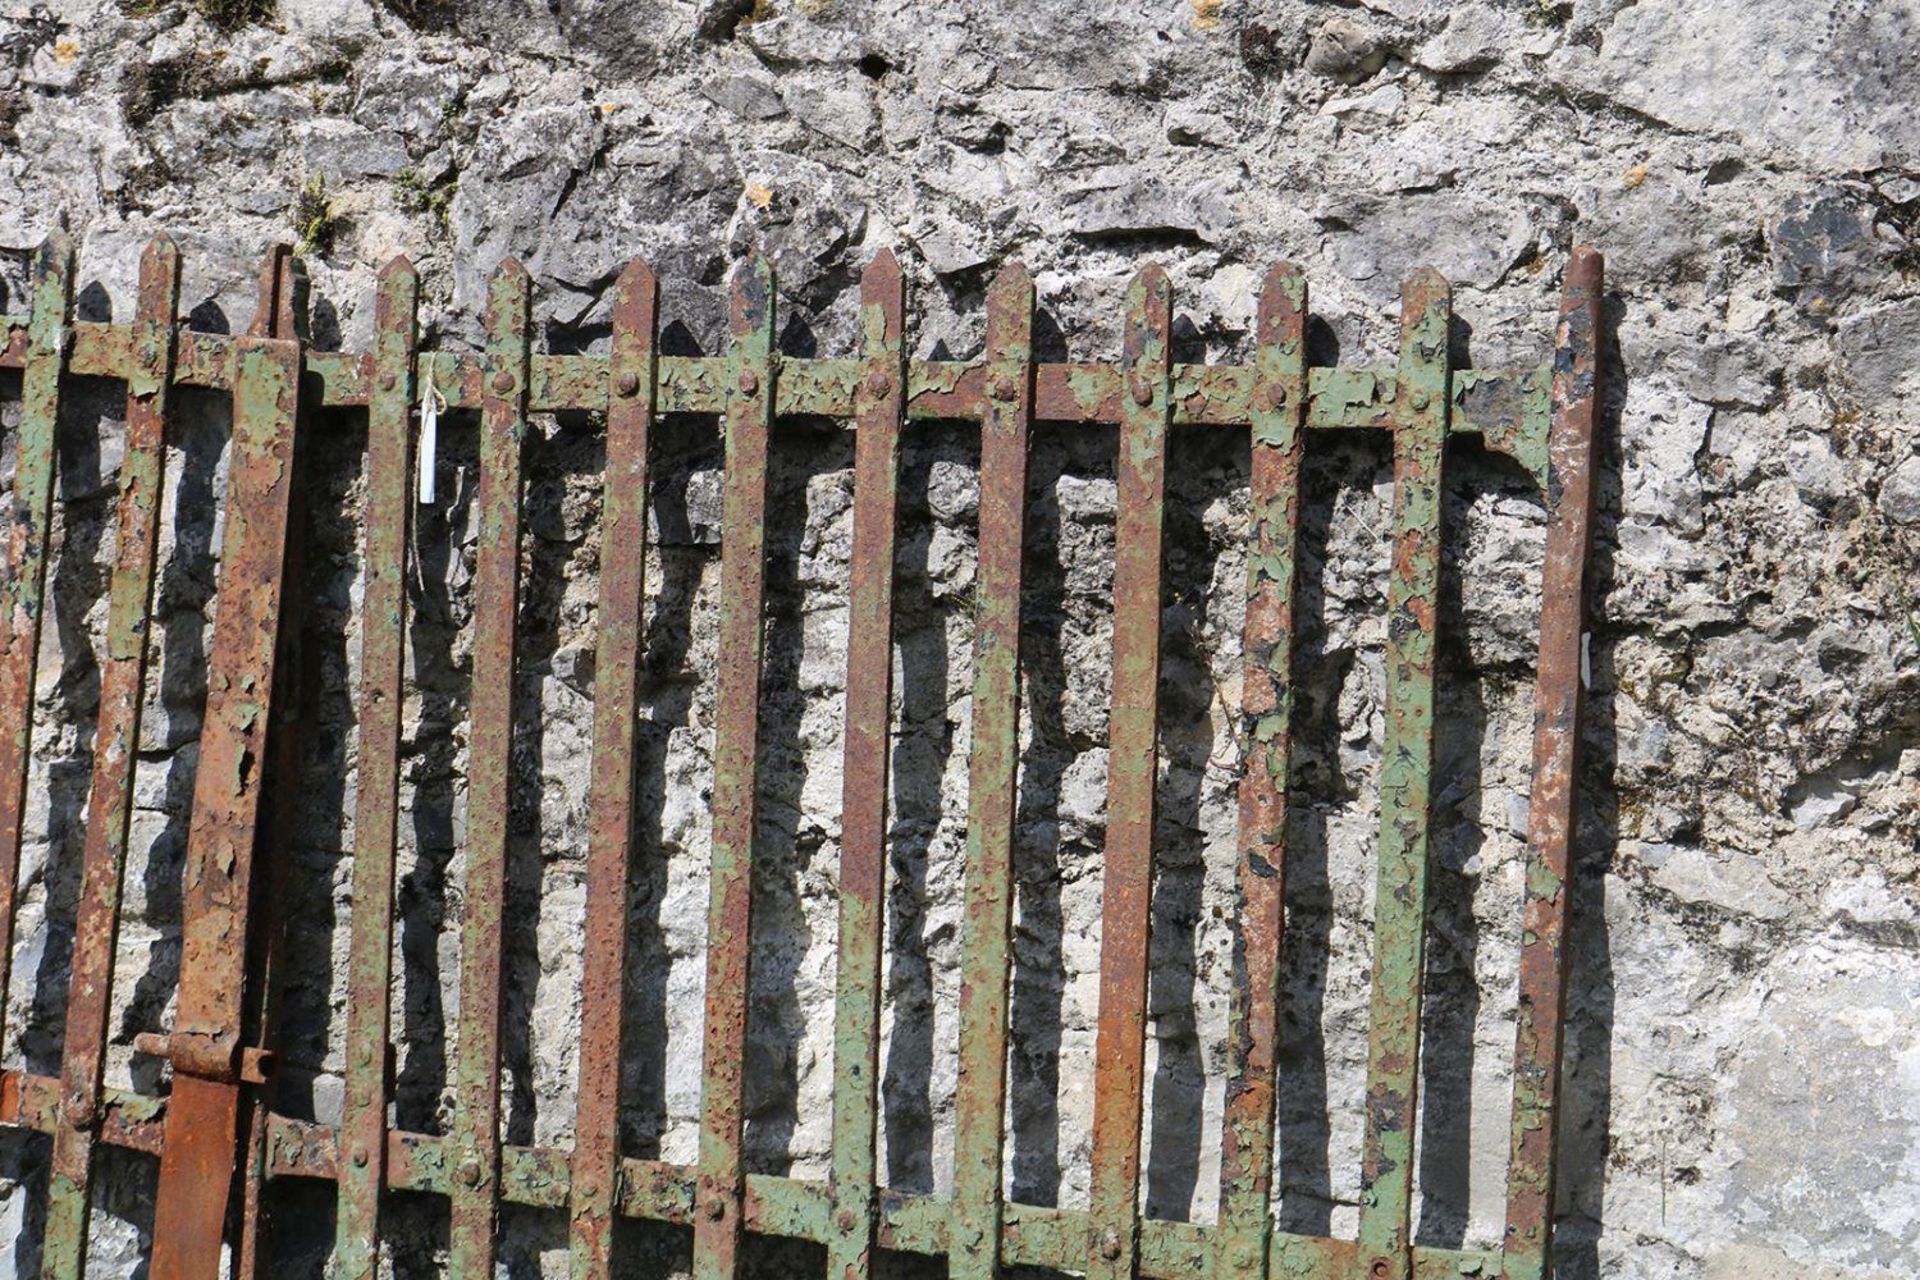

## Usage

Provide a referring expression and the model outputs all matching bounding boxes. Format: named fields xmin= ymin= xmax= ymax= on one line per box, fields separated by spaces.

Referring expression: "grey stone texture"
xmin=0 ymin=1 xmax=1916 ymax=1278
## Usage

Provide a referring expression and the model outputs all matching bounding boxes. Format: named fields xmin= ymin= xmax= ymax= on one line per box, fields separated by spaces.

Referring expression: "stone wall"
xmin=0 ymin=1 xmax=1915 ymax=1277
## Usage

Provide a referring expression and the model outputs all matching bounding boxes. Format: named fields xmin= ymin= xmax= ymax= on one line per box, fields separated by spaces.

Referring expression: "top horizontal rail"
xmin=0 ymin=314 xmax=1551 ymax=485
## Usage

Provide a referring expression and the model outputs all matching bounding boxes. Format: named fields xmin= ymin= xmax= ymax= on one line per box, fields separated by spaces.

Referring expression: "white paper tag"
xmin=418 ymin=358 xmax=443 ymax=505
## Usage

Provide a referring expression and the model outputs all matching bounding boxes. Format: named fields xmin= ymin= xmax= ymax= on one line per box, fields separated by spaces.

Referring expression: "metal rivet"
xmin=835 ymin=1207 xmax=858 ymax=1232
xmin=1263 ymin=384 xmax=1288 ymax=412
xmin=738 ymin=369 xmax=759 ymax=397
xmin=379 ymin=371 xmax=398 ymax=392
xmin=616 ymin=371 xmax=641 ymax=398
xmin=988 ymin=373 xmax=1017 ymax=402
xmin=865 ymin=369 xmax=892 ymax=397
xmin=66 ymin=1093 xmax=90 ymax=1129
xmin=491 ymin=370 xmax=515 ymax=395
xmin=1233 ymin=1244 xmax=1259 ymax=1271
xmin=706 ymin=1196 xmax=728 ymax=1221
xmin=1130 ymin=376 xmax=1153 ymax=407
xmin=351 ymin=1144 xmax=370 ymax=1168
xmin=1100 ymin=1235 xmax=1123 ymax=1262
xmin=1409 ymin=389 xmax=1431 ymax=411
xmin=1368 ymin=1260 xmax=1390 ymax=1279
xmin=457 ymin=1156 xmax=483 ymax=1187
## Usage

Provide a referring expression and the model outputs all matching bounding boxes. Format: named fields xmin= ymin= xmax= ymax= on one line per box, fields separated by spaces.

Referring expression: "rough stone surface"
xmin=0 ymin=2 xmax=1915 ymax=1279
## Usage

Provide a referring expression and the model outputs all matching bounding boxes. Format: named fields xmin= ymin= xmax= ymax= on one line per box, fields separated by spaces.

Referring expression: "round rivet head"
xmin=988 ymin=373 xmax=1018 ymax=402
xmin=491 ymin=370 xmax=515 ymax=395
xmin=616 ymin=371 xmax=641 ymax=398
xmin=865 ymin=369 xmax=892 ymax=397
xmin=738 ymin=369 xmax=759 ymax=397
xmin=706 ymin=1196 xmax=728 ymax=1222
xmin=456 ymin=1156 xmax=483 ymax=1187
xmin=379 ymin=371 xmax=398 ymax=392
xmin=1130 ymin=376 xmax=1153 ymax=407
xmin=351 ymin=1144 xmax=370 ymax=1169
xmin=1100 ymin=1235 xmax=1123 ymax=1262
xmin=1409 ymin=389 xmax=1431 ymax=411
xmin=1262 ymin=384 xmax=1288 ymax=412
xmin=836 ymin=1207 xmax=858 ymax=1232
xmin=1368 ymin=1260 xmax=1391 ymax=1279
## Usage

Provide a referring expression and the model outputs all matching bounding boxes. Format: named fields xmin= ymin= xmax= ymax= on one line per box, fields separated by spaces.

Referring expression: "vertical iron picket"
xmin=336 ymin=254 xmax=420 ymax=1280
xmin=950 ymin=262 xmax=1036 ymax=1280
xmin=693 ymin=254 xmax=779 ymax=1280
xmin=1214 ymin=263 xmax=1308 ymax=1280
xmin=569 ymin=257 xmax=660 ymax=1280
xmin=1087 ymin=264 xmax=1174 ymax=1280
xmin=1356 ymin=270 xmax=1452 ymax=1280
xmin=449 ymin=259 xmax=532 ymax=1278
xmin=827 ymin=249 xmax=908 ymax=1280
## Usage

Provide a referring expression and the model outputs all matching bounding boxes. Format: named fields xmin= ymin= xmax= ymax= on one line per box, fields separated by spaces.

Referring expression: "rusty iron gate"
xmin=0 ymin=232 xmax=1603 ymax=1280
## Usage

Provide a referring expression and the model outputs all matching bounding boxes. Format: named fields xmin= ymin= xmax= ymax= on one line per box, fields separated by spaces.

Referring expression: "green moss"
xmin=293 ymin=175 xmax=337 ymax=256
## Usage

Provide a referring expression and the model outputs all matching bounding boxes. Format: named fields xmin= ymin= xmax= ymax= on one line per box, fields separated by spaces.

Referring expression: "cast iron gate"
xmin=0 ymin=233 xmax=1603 ymax=1280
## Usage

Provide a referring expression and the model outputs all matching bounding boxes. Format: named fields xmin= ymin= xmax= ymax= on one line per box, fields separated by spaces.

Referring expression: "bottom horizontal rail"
xmin=1 ymin=1068 xmax=1499 ymax=1280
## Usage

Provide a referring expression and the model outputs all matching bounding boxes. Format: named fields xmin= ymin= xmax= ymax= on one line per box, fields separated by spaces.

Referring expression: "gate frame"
xmin=0 ymin=237 xmax=1603 ymax=1280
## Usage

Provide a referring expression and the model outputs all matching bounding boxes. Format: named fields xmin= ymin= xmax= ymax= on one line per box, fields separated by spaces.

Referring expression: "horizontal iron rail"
xmin=0 ymin=317 xmax=1551 ymax=482
xmin=0 ymin=1075 xmax=1498 ymax=1280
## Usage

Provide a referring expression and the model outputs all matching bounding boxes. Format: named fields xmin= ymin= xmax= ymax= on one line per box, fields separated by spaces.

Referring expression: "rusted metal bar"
xmin=38 ymin=234 xmax=176 ymax=1280
xmin=692 ymin=254 xmax=778 ymax=1280
xmin=950 ymin=261 xmax=1035 ymax=1280
xmin=1501 ymin=247 xmax=1603 ymax=1280
xmin=334 ymin=254 xmax=420 ymax=1280
xmin=449 ymin=258 xmax=532 ymax=1278
xmin=252 ymin=1111 xmax=1512 ymax=1280
xmin=826 ymin=250 xmax=907 ymax=1280
xmin=1214 ymin=263 xmax=1308 ymax=1280
xmin=0 ymin=313 xmax=1551 ymax=476
xmin=0 ymin=234 xmax=72 ymax=1063
xmin=147 ymin=329 xmax=304 ymax=1280
xmin=237 ymin=240 xmax=313 ymax=1280
xmin=1088 ymin=264 xmax=1174 ymax=1280
xmin=567 ymin=256 xmax=660 ymax=1280
xmin=1356 ymin=269 xmax=1452 ymax=1280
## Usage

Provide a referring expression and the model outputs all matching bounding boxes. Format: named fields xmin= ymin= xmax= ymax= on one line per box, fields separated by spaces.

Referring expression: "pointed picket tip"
xmin=1259 ymin=260 xmax=1305 ymax=304
xmin=863 ymin=247 xmax=901 ymax=283
xmin=1401 ymin=264 xmax=1451 ymax=308
xmin=989 ymin=259 xmax=1032 ymax=295
xmin=730 ymin=250 xmax=775 ymax=294
xmin=1128 ymin=260 xmax=1171 ymax=299
xmin=616 ymin=256 xmax=659 ymax=295
xmin=35 ymin=228 xmax=74 ymax=274
xmin=729 ymin=252 xmax=775 ymax=337
xmin=493 ymin=255 xmax=531 ymax=284
xmin=379 ymin=253 xmax=419 ymax=282
xmin=1256 ymin=262 xmax=1307 ymax=348
xmin=140 ymin=232 xmax=181 ymax=271
xmin=1565 ymin=245 xmax=1603 ymax=293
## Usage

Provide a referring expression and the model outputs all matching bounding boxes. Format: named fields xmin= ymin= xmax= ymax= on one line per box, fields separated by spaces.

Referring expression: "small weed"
xmin=293 ymin=175 xmax=337 ymax=256
xmin=395 ymin=167 xmax=457 ymax=230
xmin=1523 ymin=0 xmax=1574 ymax=25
